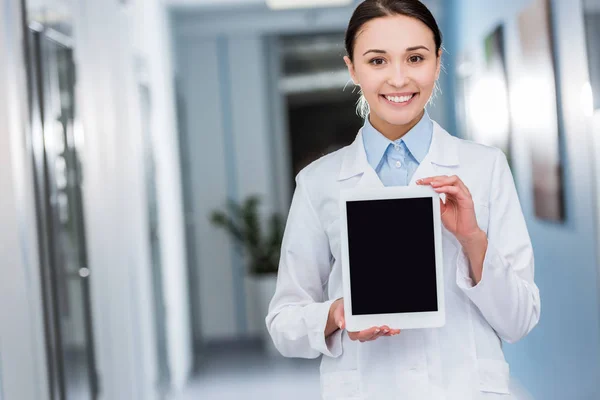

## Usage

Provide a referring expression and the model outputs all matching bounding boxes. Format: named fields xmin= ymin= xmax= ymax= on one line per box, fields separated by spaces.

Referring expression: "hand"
xmin=416 ymin=175 xmax=482 ymax=244
xmin=330 ymin=298 xmax=400 ymax=342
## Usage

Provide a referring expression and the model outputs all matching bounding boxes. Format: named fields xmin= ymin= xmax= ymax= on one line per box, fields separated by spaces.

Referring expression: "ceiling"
xmin=165 ymin=0 xmax=441 ymax=20
xmin=164 ymin=0 xmax=264 ymax=8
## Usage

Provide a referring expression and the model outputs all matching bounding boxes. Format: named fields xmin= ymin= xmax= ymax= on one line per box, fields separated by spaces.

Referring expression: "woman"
xmin=266 ymin=0 xmax=540 ymax=398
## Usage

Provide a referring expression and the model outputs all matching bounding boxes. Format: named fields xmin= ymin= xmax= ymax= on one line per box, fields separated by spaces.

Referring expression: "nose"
xmin=386 ymin=63 xmax=409 ymax=88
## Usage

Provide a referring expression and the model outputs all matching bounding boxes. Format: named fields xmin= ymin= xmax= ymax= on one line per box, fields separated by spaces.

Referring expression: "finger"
xmin=333 ymin=302 xmax=345 ymax=330
xmin=334 ymin=312 xmax=344 ymax=329
xmin=358 ymin=327 xmax=381 ymax=342
xmin=440 ymin=198 xmax=448 ymax=216
xmin=431 ymin=175 xmax=471 ymax=196
xmin=430 ymin=175 xmax=460 ymax=187
xmin=349 ymin=328 xmax=378 ymax=342
xmin=334 ymin=314 xmax=345 ymax=330
xmin=445 ymin=175 xmax=470 ymax=196
xmin=365 ymin=328 xmax=382 ymax=341
xmin=371 ymin=328 xmax=389 ymax=340
xmin=416 ymin=176 xmax=447 ymax=185
xmin=379 ymin=326 xmax=391 ymax=336
xmin=457 ymin=177 xmax=471 ymax=196
xmin=364 ymin=327 xmax=381 ymax=340
xmin=432 ymin=185 xmax=471 ymax=202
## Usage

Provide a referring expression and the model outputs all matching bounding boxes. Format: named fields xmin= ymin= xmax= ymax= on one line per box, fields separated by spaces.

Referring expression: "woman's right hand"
xmin=330 ymin=298 xmax=401 ymax=342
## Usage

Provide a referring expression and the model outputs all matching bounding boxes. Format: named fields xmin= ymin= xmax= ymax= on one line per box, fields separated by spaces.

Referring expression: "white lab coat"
xmin=266 ymin=121 xmax=540 ymax=400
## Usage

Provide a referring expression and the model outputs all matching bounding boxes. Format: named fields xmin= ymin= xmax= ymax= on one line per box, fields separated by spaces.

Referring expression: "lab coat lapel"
xmin=338 ymin=129 xmax=384 ymax=188
xmin=409 ymin=120 xmax=460 ymax=185
xmin=338 ymin=122 xmax=459 ymax=188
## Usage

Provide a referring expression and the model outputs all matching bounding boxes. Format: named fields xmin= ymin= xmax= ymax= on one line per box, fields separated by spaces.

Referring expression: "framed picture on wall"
xmin=583 ymin=0 xmax=600 ymax=111
xmin=455 ymin=26 xmax=516 ymax=178
xmin=455 ymin=52 xmax=475 ymax=142
xmin=516 ymin=0 xmax=565 ymax=222
xmin=482 ymin=25 xmax=513 ymax=169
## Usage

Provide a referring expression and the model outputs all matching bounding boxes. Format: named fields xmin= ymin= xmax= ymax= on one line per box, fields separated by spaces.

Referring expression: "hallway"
xmin=181 ymin=342 xmax=320 ymax=400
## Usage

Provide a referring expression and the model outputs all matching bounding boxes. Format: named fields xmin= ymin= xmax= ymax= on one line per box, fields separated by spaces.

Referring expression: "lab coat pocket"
xmin=478 ymin=359 xmax=511 ymax=394
xmin=321 ymin=370 xmax=362 ymax=400
xmin=473 ymin=198 xmax=490 ymax=234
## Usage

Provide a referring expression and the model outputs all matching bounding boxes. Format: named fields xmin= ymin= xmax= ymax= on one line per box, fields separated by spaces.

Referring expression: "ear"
xmin=344 ymin=55 xmax=359 ymax=85
xmin=435 ymin=48 xmax=443 ymax=80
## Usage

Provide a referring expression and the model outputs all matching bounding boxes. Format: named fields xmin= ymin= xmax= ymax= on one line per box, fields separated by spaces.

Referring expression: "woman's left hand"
xmin=416 ymin=175 xmax=481 ymax=243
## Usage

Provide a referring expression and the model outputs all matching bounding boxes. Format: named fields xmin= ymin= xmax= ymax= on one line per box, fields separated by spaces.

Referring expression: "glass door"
xmin=27 ymin=24 xmax=98 ymax=400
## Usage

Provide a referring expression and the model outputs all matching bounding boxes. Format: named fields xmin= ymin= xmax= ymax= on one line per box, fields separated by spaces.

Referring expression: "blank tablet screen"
xmin=346 ymin=197 xmax=438 ymax=316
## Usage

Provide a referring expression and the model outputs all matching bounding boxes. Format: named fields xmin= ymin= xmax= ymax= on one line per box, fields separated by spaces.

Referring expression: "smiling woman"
xmin=343 ymin=0 xmax=442 ymax=140
xmin=266 ymin=1 xmax=540 ymax=399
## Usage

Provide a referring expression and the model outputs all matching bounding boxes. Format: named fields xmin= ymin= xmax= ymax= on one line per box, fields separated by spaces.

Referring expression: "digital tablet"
xmin=339 ymin=185 xmax=445 ymax=332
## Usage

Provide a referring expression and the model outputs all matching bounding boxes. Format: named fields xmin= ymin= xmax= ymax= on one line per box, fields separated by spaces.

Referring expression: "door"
xmin=26 ymin=24 xmax=99 ymax=400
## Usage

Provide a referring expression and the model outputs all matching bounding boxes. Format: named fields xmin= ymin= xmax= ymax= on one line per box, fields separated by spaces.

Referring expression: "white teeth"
xmin=385 ymin=94 xmax=413 ymax=103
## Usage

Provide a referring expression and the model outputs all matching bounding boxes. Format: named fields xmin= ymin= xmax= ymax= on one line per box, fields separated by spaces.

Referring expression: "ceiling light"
xmin=266 ymin=0 xmax=353 ymax=10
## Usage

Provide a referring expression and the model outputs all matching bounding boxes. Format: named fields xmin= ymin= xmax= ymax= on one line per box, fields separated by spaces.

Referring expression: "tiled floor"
xmin=179 ymin=340 xmax=321 ymax=400
xmin=179 ymin=341 xmax=538 ymax=400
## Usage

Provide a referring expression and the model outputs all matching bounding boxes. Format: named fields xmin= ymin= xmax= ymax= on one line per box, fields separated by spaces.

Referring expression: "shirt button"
xmin=394 ymin=144 xmax=400 ymax=151
xmin=395 ymin=161 xmax=401 ymax=168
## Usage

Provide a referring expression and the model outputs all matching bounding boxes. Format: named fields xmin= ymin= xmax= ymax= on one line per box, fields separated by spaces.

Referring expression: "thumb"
xmin=334 ymin=300 xmax=345 ymax=329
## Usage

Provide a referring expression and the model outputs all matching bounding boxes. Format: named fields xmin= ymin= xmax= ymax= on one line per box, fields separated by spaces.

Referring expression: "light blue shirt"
xmin=362 ymin=111 xmax=433 ymax=187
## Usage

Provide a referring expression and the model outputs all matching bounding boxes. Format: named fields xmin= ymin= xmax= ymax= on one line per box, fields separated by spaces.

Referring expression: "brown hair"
xmin=345 ymin=0 xmax=443 ymax=61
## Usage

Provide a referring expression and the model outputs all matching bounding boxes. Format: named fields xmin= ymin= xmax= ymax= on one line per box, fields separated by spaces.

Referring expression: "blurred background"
xmin=0 ymin=0 xmax=599 ymax=399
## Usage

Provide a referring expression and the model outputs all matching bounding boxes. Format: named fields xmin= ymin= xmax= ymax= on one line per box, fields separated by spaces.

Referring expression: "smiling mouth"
xmin=381 ymin=93 xmax=417 ymax=104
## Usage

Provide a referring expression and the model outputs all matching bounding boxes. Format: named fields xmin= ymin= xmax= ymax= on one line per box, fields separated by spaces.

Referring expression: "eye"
xmin=409 ymin=55 xmax=424 ymax=63
xmin=369 ymin=58 xmax=386 ymax=66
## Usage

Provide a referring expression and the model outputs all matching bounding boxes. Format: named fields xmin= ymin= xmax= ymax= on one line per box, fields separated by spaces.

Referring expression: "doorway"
xmin=26 ymin=23 xmax=99 ymax=400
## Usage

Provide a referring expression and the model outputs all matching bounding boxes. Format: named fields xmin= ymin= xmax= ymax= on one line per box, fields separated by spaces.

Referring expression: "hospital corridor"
xmin=1 ymin=0 xmax=600 ymax=399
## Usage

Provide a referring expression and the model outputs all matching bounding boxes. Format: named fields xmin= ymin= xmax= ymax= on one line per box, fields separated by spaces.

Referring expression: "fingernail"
xmin=384 ymin=329 xmax=389 ymax=333
xmin=337 ymin=321 xmax=342 ymax=329
xmin=375 ymin=329 xmax=380 ymax=334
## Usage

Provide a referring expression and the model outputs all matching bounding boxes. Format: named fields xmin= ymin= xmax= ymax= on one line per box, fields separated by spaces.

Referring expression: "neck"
xmin=369 ymin=109 xmax=425 ymax=141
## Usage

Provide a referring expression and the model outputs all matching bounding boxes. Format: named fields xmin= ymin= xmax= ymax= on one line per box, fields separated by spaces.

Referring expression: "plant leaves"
xmin=209 ymin=195 xmax=283 ymax=274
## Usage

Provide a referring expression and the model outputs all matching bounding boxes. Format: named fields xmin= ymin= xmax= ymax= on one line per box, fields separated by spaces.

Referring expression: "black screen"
xmin=346 ymin=197 xmax=438 ymax=315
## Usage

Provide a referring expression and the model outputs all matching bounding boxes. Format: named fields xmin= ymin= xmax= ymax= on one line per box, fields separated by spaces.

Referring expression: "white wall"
xmin=74 ymin=0 xmax=193 ymax=395
xmin=73 ymin=0 xmax=160 ymax=397
xmin=175 ymin=34 xmax=274 ymax=340
xmin=0 ymin=0 xmax=192 ymax=398
xmin=0 ymin=0 xmax=50 ymax=399
xmin=450 ymin=0 xmax=600 ymax=397
xmin=132 ymin=0 xmax=193 ymax=390
xmin=171 ymin=1 xmax=446 ymax=343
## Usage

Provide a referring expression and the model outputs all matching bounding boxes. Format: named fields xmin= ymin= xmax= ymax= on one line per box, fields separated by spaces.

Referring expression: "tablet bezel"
xmin=339 ymin=185 xmax=445 ymax=332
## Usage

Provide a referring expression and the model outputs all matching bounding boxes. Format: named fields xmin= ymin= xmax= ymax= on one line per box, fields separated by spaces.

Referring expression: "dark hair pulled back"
xmin=345 ymin=0 xmax=443 ymax=61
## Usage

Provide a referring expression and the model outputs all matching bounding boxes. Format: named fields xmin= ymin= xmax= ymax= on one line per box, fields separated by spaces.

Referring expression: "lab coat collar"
xmin=338 ymin=121 xmax=460 ymax=187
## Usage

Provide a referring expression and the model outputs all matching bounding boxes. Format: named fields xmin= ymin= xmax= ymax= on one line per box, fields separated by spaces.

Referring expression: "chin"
xmin=374 ymin=109 xmax=422 ymax=127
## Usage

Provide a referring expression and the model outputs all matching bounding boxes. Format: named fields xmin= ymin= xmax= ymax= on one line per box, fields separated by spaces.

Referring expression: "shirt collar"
xmin=362 ymin=110 xmax=433 ymax=170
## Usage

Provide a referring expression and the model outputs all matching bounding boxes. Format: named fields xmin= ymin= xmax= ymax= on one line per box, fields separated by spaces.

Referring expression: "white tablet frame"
xmin=339 ymin=185 xmax=446 ymax=332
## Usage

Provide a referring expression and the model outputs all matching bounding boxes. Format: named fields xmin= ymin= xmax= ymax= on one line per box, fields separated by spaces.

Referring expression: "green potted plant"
xmin=210 ymin=195 xmax=284 ymax=355
xmin=210 ymin=195 xmax=284 ymax=275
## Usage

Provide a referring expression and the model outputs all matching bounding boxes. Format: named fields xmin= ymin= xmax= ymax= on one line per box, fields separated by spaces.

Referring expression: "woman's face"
xmin=344 ymin=15 xmax=441 ymax=131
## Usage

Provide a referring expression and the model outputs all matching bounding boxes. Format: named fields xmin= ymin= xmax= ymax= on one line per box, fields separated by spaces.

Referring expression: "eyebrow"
xmin=362 ymin=45 xmax=430 ymax=56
